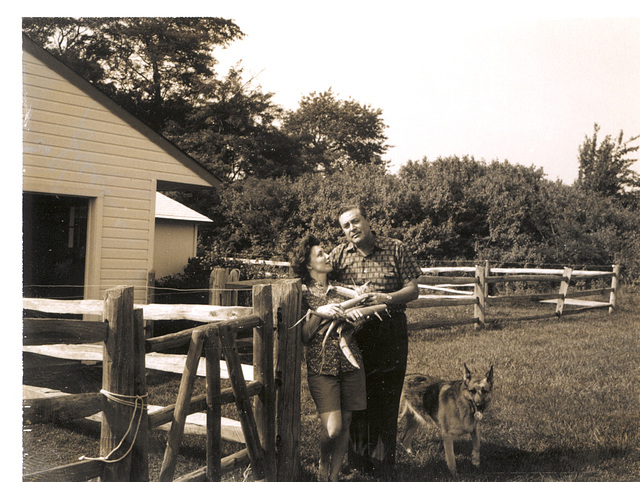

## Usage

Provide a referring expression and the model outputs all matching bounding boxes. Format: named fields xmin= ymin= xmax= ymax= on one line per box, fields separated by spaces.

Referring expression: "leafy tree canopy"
xmin=282 ymin=89 xmax=389 ymax=173
xmin=576 ymin=123 xmax=640 ymax=202
xmin=23 ymin=17 xmax=244 ymax=130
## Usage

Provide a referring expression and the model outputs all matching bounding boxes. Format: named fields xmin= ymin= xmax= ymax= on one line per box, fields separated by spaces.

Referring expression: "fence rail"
xmin=23 ymin=280 xmax=303 ymax=482
xmin=410 ymin=264 xmax=619 ymax=329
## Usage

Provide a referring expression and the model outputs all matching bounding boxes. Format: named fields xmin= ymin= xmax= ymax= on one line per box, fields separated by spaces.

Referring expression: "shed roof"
xmin=156 ymin=193 xmax=212 ymax=223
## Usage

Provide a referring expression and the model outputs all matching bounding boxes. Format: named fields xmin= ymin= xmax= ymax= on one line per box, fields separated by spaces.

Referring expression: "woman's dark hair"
xmin=290 ymin=234 xmax=321 ymax=285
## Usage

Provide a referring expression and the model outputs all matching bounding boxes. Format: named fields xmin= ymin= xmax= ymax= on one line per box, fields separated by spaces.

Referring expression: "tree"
xmin=23 ymin=17 xmax=301 ymax=181
xmin=282 ymin=89 xmax=389 ymax=172
xmin=576 ymin=123 xmax=640 ymax=201
xmin=23 ymin=17 xmax=244 ymax=131
xmin=162 ymin=68 xmax=303 ymax=181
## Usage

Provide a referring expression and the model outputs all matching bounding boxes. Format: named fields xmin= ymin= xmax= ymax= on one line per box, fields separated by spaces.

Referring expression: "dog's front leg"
xmin=471 ymin=425 xmax=481 ymax=468
xmin=442 ymin=434 xmax=457 ymax=475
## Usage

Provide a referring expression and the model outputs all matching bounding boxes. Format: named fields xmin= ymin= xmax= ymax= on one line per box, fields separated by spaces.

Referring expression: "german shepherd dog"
xmin=398 ymin=364 xmax=494 ymax=475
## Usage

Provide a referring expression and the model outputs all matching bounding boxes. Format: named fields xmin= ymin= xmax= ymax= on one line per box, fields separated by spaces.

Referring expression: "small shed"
xmin=154 ymin=193 xmax=212 ymax=280
xmin=22 ymin=34 xmax=222 ymax=304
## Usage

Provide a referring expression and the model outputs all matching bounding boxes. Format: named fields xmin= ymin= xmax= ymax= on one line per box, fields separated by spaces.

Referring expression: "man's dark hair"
xmin=338 ymin=203 xmax=368 ymax=220
xmin=290 ymin=234 xmax=321 ymax=285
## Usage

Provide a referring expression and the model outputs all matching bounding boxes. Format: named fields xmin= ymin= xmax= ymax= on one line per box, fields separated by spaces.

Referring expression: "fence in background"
xmin=408 ymin=263 xmax=619 ymax=330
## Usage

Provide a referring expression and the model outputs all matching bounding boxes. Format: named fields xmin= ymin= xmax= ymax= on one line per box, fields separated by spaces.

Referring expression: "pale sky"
xmin=210 ymin=2 xmax=640 ymax=184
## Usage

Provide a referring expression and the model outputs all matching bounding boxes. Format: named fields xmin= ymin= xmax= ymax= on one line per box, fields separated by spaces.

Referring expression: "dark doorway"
xmin=23 ymin=193 xmax=89 ymax=299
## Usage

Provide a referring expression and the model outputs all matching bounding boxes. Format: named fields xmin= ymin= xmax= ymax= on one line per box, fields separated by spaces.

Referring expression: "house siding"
xmin=154 ymin=220 xmax=199 ymax=279
xmin=22 ymin=45 xmax=216 ymax=303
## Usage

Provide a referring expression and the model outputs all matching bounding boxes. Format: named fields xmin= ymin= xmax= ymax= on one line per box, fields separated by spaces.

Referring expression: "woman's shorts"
xmin=307 ymin=369 xmax=366 ymax=414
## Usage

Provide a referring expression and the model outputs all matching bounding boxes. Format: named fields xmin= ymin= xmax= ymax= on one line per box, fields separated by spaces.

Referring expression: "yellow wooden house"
xmin=22 ymin=34 xmax=221 ymax=304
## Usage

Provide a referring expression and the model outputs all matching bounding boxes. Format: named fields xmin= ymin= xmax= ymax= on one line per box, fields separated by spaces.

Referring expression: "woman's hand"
xmin=316 ymin=303 xmax=345 ymax=319
xmin=345 ymin=308 xmax=365 ymax=322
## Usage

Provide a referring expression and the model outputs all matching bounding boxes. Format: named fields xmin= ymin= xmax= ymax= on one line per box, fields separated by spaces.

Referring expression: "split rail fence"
xmin=208 ymin=263 xmax=620 ymax=332
xmin=408 ymin=263 xmax=620 ymax=330
xmin=23 ymin=279 xmax=303 ymax=482
xmin=22 ymin=263 xmax=619 ymax=480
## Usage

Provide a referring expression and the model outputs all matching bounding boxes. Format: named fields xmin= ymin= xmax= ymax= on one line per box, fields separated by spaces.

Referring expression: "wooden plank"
xmin=418 ymin=284 xmax=474 ymax=295
xmin=540 ymin=299 xmax=610 ymax=307
xmin=22 ymin=344 xmax=254 ymax=380
xmin=23 ymin=384 xmax=244 ymax=442
xmin=23 ymin=318 xmax=108 ymax=346
xmin=408 ymin=296 xmax=477 ymax=308
xmin=487 ymin=274 xmax=564 ymax=283
xmin=407 ymin=318 xmax=478 ymax=331
xmin=140 ymin=304 xmax=253 ymax=322
xmin=23 ymin=388 xmax=103 ymax=424
xmin=23 ymin=298 xmax=104 ymax=315
xmin=23 ymin=344 xmax=103 ymax=362
xmin=23 ymin=298 xmax=252 ymax=322
xmin=22 ymin=458 xmax=104 ymax=482
xmin=488 ymin=293 xmax=561 ymax=303
xmin=421 ymin=267 xmax=476 ymax=274
xmin=417 ymin=275 xmax=476 ymax=284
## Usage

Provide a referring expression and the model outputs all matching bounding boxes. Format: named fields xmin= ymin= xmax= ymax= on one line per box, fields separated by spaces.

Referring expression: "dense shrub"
xmin=171 ymin=156 xmax=640 ymax=285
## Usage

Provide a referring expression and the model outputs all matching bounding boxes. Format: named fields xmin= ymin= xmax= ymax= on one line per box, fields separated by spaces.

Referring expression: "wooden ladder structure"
xmin=158 ymin=286 xmax=275 ymax=482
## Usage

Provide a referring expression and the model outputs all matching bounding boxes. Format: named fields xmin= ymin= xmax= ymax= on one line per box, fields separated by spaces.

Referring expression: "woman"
xmin=291 ymin=234 xmax=366 ymax=482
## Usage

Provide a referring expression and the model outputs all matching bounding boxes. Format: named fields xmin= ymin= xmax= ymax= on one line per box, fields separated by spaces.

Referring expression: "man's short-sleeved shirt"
xmin=329 ymin=235 xmax=422 ymax=308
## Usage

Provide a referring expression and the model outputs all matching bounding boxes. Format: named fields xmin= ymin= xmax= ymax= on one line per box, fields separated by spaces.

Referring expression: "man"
xmin=329 ymin=203 xmax=422 ymax=477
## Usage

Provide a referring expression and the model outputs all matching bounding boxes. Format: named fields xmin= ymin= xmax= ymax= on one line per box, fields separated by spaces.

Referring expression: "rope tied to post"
xmin=79 ymin=390 xmax=148 ymax=464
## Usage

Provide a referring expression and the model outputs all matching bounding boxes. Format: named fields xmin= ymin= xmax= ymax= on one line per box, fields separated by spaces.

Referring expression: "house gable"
xmin=22 ymin=35 xmax=220 ymax=303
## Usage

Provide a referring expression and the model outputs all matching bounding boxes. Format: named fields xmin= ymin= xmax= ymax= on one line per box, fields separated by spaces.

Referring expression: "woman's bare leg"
xmin=319 ymin=410 xmax=343 ymax=481
xmin=329 ymin=410 xmax=352 ymax=481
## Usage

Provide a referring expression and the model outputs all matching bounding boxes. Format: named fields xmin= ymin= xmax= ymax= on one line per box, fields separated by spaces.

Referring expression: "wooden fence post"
xmin=101 ymin=286 xmax=135 ymax=482
xmin=484 ymin=260 xmax=491 ymax=297
xmin=147 ymin=271 xmax=155 ymax=304
xmin=609 ymin=264 xmax=620 ymax=313
xmin=229 ymin=268 xmax=241 ymax=306
xmin=131 ymin=308 xmax=149 ymax=482
xmin=556 ymin=267 xmax=573 ymax=317
xmin=271 ymin=279 xmax=302 ymax=481
xmin=205 ymin=325 xmax=222 ymax=481
xmin=252 ymin=284 xmax=276 ymax=480
xmin=209 ymin=267 xmax=229 ymax=306
xmin=474 ymin=266 xmax=486 ymax=328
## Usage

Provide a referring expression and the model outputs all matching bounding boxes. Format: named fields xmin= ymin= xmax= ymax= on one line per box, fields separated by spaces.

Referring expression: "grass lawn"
xmin=23 ymin=287 xmax=640 ymax=481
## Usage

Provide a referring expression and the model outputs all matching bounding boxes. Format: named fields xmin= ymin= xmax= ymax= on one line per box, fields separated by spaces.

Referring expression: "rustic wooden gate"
xmin=158 ymin=284 xmax=275 ymax=482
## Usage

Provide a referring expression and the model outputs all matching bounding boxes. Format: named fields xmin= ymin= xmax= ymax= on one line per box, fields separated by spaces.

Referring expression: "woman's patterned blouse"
xmin=302 ymin=282 xmax=364 ymax=376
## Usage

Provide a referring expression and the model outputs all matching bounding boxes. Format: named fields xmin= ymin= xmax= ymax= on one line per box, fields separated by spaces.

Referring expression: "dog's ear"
xmin=486 ymin=365 xmax=494 ymax=384
xmin=463 ymin=363 xmax=472 ymax=384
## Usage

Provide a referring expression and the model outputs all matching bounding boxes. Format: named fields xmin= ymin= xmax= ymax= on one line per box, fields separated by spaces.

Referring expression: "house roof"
xmin=22 ymin=33 xmax=223 ymax=191
xmin=156 ymin=193 xmax=212 ymax=223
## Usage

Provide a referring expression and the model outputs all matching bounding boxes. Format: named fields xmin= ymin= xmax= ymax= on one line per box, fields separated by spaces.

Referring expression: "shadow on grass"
xmin=385 ymin=438 xmax=633 ymax=481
